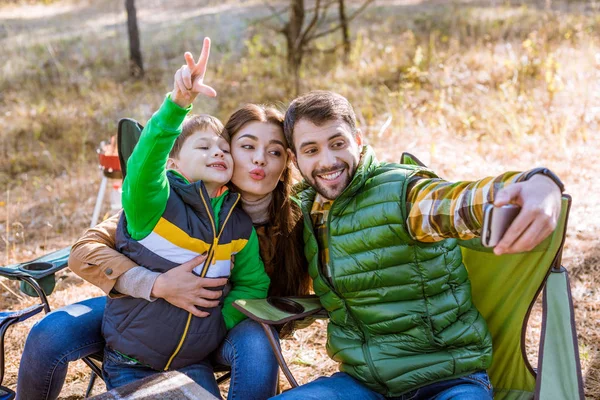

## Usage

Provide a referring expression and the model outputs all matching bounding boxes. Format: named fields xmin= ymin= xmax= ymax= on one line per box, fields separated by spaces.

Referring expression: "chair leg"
xmin=0 ymin=322 xmax=13 ymax=388
xmin=275 ymin=370 xmax=281 ymax=394
xmin=82 ymin=356 xmax=103 ymax=398
xmin=259 ymin=323 xmax=299 ymax=388
xmin=84 ymin=371 xmax=97 ymax=398
xmin=0 ymin=321 xmax=16 ymax=400
xmin=216 ymin=371 xmax=231 ymax=385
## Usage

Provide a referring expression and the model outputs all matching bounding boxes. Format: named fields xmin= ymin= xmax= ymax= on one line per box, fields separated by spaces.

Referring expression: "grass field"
xmin=1 ymin=0 xmax=599 ymax=398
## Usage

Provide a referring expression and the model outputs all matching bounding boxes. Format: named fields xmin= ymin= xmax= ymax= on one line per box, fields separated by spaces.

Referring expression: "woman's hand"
xmin=151 ymin=254 xmax=227 ymax=317
xmin=172 ymin=37 xmax=217 ymax=108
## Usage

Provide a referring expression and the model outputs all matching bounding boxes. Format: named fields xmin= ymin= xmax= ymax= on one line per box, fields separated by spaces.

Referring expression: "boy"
xmin=101 ymin=38 xmax=270 ymax=390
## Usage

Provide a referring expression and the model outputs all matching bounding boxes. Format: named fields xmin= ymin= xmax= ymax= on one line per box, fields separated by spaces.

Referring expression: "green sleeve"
xmin=122 ymin=94 xmax=192 ymax=240
xmin=222 ymin=228 xmax=270 ymax=330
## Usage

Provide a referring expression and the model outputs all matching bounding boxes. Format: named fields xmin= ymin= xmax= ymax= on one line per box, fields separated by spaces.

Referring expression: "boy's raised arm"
xmin=123 ymin=38 xmax=217 ymax=239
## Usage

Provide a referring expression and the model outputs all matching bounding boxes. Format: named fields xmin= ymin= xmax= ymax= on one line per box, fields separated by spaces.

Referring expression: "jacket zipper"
xmin=307 ymin=202 xmax=389 ymax=393
xmin=163 ymin=191 xmax=239 ymax=370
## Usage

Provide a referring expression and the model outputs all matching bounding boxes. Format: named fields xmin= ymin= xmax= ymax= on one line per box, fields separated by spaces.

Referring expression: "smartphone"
xmin=481 ymin=204 xmax=521 ymax=248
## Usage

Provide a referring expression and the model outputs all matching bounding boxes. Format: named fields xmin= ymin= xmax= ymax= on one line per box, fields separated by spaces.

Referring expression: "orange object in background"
xmin=98 ymin=136 xmax=122 ymax=179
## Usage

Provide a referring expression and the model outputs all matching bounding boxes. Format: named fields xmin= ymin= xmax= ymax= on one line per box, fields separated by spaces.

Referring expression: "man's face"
xmin=292 ymin=118 xmax=362 ymax=200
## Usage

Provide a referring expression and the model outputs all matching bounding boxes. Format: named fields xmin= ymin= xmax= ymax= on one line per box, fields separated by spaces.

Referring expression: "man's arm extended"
xmin=406 ymin=169 xmax=563 ymax=254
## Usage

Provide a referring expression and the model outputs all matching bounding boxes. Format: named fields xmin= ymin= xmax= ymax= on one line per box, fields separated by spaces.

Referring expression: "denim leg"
xmin=431 ymin=371 xmax=493 ymax=400
xmin=102 ymin=347 xmax=157 ymax=390
xmin=16 ymin=296 xmax=106 ymax=400
xmin=178 ymin=361 xmax=221 ymax=398
xmin=269 ymin=372 xmax=385 ymax=400
xmin=397 ymin=371 xmax=493 ymax=400
xmin=212 ymin=319 xmax=279 ymax=400
xmin=103 ymin=347 xmax=221 ymax=397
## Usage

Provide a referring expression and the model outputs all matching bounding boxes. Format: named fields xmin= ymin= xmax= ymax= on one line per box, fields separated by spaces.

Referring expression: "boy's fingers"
xmin=174 ymin=69 xmax=187 ymax=95
xmin=196 ymin=84 xmax=217 ymax=98
xmin=195 ymin=37 xmax=211 ymax=78
xmin=184 ymin=52 xmax=196 ymax=70
xmin=175 ymin=78 xmax=189 ymax=100
xmin=181 ymin=66 xmax=192 ymax=90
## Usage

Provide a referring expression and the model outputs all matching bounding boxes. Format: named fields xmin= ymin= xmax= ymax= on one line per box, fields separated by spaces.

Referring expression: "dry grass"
xmin=1 ymin=0 xmax=599 ymax=398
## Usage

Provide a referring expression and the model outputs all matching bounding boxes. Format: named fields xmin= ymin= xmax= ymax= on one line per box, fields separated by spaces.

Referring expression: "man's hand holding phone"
xmin=489 ymin=174 xmax=562 ymax=255
xmin=481 ymin=204 xmax=521 ymax=249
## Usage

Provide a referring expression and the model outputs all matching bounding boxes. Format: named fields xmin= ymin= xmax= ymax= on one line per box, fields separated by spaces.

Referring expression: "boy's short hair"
xmin=284 ymin=90 xmax=358 ymax=152
xmin=170 ymin=114 xmax=227 ymax=158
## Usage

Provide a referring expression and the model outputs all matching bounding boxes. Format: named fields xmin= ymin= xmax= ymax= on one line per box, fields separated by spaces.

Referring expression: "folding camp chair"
xmin=0 ymin=248 xmax=71 ymax=400
xmin=0 ymin=118 xmax=236 ymax=398
xmin=234 ymin=188 xmax=584 ymax=397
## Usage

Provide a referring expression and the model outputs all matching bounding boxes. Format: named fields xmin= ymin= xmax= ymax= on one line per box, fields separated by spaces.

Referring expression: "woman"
xmin=16 ymin=53 xmax=310 ymax=399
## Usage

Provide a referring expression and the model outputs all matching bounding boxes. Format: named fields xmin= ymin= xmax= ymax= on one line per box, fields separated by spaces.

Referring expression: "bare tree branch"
xmin=313 ymin=0 xmax=336 ymax=32
xmin=307 ymin=0 xmax=374 ymax=41
xmin=300 ymin=0 xmax=321 ymax=47
xmin=262 ymin=1 xmax=287 ymax=26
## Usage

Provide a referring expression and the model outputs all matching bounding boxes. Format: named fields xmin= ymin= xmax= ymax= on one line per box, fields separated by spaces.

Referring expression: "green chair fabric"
xmin=117 ymin=118 xmax=144 ymax=180
xmin=462 ymin=196 xmax=583 ymax=399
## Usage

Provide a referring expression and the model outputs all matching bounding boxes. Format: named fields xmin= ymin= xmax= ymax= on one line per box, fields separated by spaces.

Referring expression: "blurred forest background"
xmin=1 ymin=0 xmax=599 ymax=398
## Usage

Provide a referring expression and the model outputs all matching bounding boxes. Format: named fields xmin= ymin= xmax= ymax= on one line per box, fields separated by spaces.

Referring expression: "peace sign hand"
xmin=172 ymin=37 xmax=217 ymax=108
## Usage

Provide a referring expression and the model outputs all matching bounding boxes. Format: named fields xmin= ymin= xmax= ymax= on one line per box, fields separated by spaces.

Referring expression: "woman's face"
xmin=230 ymin=121 xmax=289 ymax=201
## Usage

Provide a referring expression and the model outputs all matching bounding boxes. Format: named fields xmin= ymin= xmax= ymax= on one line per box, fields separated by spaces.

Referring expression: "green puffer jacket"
xmin=296 ymin=146 xmax=493 ymax=397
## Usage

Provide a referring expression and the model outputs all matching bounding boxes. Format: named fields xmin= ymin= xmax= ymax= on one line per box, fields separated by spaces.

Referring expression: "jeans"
xmin=16 ymin=296 xmax=280 ymax=400
xmin=102 ymin=346 xmax=221 ymax=396
xmin=212 ymin=318 xmax=280 ymax=400
xmin=270 ymin=371 xmax=493 ymax=400
xmin=16 ymin=297 xmax=106 ymax=400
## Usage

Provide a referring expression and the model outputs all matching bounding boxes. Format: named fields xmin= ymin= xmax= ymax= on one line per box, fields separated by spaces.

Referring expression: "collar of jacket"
xmin=295 ymin=145 xmax=377 ymax=214
xmin=166 ymin=170 xmax=238 ymax=221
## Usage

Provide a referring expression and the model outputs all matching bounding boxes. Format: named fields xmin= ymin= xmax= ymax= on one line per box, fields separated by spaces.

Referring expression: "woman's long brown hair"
xmin=224 ymin=104 xmax=310 ymax=297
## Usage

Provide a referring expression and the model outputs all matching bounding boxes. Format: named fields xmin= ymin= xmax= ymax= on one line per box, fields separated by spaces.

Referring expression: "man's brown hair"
xmin=283 ymin=90 xmax=357 ymax=152
xmin=169 ymin=114 xmax=226 ymax=158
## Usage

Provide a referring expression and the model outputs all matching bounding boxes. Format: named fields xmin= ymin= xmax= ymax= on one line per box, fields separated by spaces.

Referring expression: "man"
xmin=272 ymin=91 xmax=563 ymax=400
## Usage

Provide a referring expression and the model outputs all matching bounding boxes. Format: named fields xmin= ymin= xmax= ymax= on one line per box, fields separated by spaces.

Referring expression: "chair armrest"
xmin=233 ymin=295 xmax=326 ymax=326
xmin=0 ymin=246 xmax=71 ymax=296
xmin=0 ymin=246 xmax=71 ymax=279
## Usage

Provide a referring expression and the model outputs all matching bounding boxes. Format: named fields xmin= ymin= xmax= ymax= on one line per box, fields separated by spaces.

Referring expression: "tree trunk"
xmin=338 ymin=0 xmax=350 ymax=61
xmin=286 ymin=0 xmax=304 ymax=95
xmin=125 ymin=0 xmax=144 ymax=78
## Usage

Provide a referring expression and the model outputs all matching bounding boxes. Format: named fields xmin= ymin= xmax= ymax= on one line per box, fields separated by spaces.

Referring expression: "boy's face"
xmin=168 ymin=129 xmax=233 ymax=191
xmin=291 ymin=118 xmax=362 ymax=201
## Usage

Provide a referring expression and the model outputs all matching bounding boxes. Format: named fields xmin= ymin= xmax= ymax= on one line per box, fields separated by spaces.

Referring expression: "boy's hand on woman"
xmin=151 ymin=253 xmax=227 ymax=318
xmin=172 ymin=37 xmax=217 ymax=109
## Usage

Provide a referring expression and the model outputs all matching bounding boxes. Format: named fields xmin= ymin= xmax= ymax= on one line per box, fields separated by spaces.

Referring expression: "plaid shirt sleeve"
xmin=405 ymin=170 xmax=534 ymax=242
